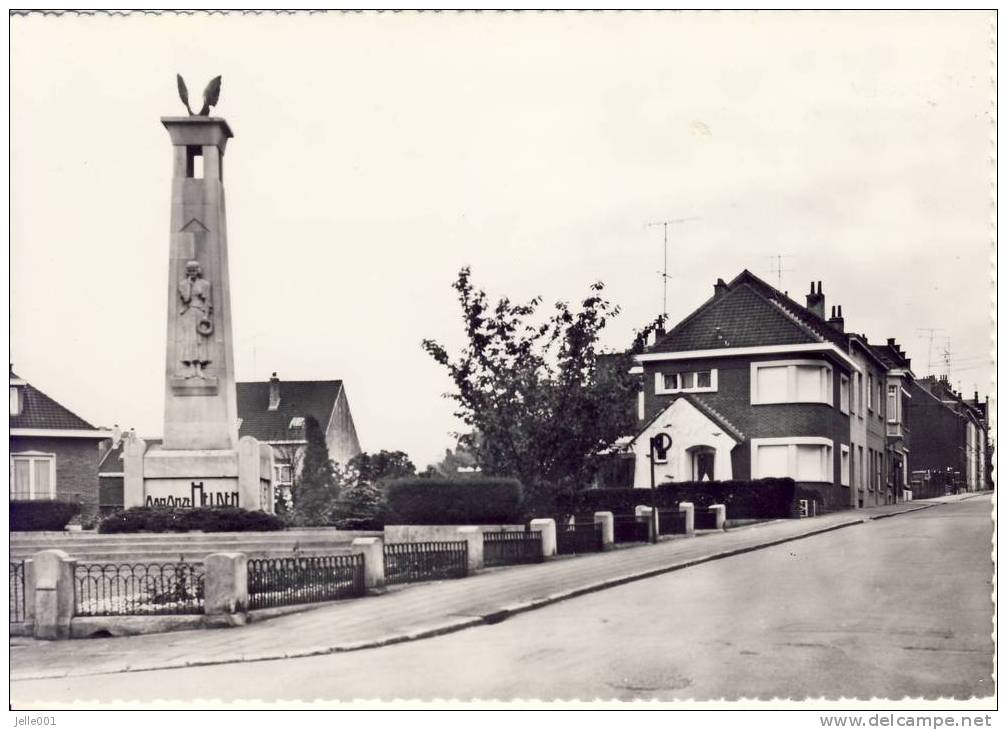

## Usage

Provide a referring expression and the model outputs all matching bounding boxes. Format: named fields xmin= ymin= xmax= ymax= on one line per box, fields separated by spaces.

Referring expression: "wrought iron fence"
xmin=694 ymin=510 xmax=720 ymax=530
xmin=555 ymin=520 xmax=604 ymax=555
xmin=247 ymin=554 xmax=365 ymax=610
xmin=483 ymin=530 xmax=543 ymax=567
xmin=613 ymin=515 xmax=650 ymax=543
xmin=74 ymin=562 xmax=205 ymax=616
xmin=383 ymin=541 xmax=469 ymax=585
xmin=10 ymin=561 xmax=25 ymax=623
xmin=658 ymin=510 xmax=688 ymax=535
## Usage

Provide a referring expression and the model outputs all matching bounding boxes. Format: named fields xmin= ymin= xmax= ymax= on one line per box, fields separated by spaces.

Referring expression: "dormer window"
xmin=9 ymin=385 xmax=22 ymax=416
xmin=288 ymin=416 xmax=305 ymax=430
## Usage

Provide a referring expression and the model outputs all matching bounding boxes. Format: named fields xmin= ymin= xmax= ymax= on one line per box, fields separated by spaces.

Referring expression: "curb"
xmin=10 ymin=502 xmax=944 ymax=682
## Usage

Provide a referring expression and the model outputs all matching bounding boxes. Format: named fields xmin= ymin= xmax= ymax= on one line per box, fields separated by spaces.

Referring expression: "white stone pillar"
xmin=456 ymin=526 xmax=484 ymax=572
xmin=679 ymin=501 xmax=695 ymax=535
xmin=122 ymin=434 xmax=147 ymax=508
xmin=530 ymin=518 xmax=557 ymax=558
xmin=635 ymin=505 xmax=659 ymax=541
xmin=593 ymin=511 xmax=615 ymax=548
xmin=30 ymin=550 xmax=76 ymax=640
xmin=709 ymin=504 xmax=726 ymax=530
xmin=204 ymin=552 xmax=248 ymax=615
xmin=351 ymin=537 xmax=385 ymax=589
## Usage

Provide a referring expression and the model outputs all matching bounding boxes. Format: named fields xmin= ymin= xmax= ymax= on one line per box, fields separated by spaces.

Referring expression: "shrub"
xmin=384 ymin=477 xmax=523 ymax=525
xmin=10 ymin=500 xmax=81 ymax=531
xmin=98 ymin=506 xmax=285 ymax=533
xmin=656 ymin=478 xmax=797 ymax=519
xmin=555 ymin=488 xmax=681 ymax=517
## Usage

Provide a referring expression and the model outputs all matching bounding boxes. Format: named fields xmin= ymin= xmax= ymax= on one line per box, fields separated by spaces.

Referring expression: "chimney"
xmin=713 ymin=278 xmax=728 ymax=297
xmin=827 ymin=304 xmax=845 ymax=332
xmin=268 ymin=372 xmax=281 ymax=411
xmin=805 ymin=281 xmax=825 ymax=319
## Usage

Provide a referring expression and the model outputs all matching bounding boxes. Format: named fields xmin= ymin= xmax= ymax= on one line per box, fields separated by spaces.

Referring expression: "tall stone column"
xmin=161 ymin=117 xmax=237 ymax=451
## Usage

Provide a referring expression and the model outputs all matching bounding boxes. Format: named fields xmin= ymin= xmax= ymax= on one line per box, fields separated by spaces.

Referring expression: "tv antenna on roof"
xmin=647 ymin=216 xmax=700 ymax=320
xmin=768 ymin=254 xmax=794 ymax=291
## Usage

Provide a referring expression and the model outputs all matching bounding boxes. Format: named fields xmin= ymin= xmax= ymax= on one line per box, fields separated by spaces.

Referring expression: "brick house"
xmin=9 ymin=369 xmax=110 ymax=520
xmin=908 ymin=375 xmax=990 ymax=496
xmin=235 ymin=374 xmax=361 ymax=503
xmin=870 ymin=339 xmax=915 ymax=502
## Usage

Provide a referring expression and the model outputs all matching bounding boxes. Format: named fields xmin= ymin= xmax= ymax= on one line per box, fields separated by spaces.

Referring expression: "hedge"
xmin=10 ymin=500 xmax=81 ymax=531
xmin=384 ymin=477 xmax=523 ymax=525
xmin=98 ymin=506 xmax=285 ymax=533
xmin=557 ymin=478 xmax=798 ymax=520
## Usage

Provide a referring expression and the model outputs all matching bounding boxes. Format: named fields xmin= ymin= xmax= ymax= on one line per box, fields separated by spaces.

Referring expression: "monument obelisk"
xmin=123 ymin=76 xmax=274 ymax=512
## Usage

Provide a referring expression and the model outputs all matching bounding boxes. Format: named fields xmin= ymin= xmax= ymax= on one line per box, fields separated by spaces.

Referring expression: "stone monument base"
xmin=123 ymin=435 xmax=274 ymax=512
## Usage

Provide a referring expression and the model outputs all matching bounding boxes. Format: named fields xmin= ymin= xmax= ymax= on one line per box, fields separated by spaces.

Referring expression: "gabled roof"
xmin=9 ymin=371 xmax=99 ymax=431
xmin=236 ymin=379 xmax=344 ymax=443
xmin=628 ymin=392 xmax=745 ymax=445
xmin=647 ymin=269 xmax=848 ymax=354
xmin=869 ymin=341 xmax=913 ymax=373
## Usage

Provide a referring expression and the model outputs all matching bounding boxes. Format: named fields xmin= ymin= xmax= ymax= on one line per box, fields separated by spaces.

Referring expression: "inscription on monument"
xmin=144 ymin=481 xmax=240 ymax=508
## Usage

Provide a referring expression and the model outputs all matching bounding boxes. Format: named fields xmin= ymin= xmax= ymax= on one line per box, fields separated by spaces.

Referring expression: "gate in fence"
xmin=247 ymin=554 xmax=366 ymax=610
xmin=10 ymin=561 xmax=25 ymax=624
xmin=613 ymin=515 xmax=650 ymax=543
xmin=555 ymin=520 xmax=604 ymax=555
xmin=694 ymin=509 xmax=719 ymax=530
xmin=658 ymin=510 xmax=687 ymax=535
xmin=74 ymin=562 xmax=206 ymax=616
xmin=383 ymin=541 xmax=469 ymax=585
xmin=483 ymin=530 xmax=543 ymax=567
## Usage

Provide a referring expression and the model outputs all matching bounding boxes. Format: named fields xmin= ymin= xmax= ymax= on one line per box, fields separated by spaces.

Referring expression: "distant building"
xmin=908 ymin=375 xmax=991 ymax=496
xmin=869 ymin=339 xmax=915 ymax=502
xmin=236 ymin=374 xmax=362 ymax=501
xmin=9 ymin=368 xmax=110 ymax=520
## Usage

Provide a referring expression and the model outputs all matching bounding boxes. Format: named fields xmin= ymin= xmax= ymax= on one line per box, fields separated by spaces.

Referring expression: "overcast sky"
xmin=10 ymin=11 xmax=994 ymax=469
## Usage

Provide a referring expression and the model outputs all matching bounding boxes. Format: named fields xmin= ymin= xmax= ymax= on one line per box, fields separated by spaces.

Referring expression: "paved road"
xmin=12 ymin=497 xmax=994 ymax=704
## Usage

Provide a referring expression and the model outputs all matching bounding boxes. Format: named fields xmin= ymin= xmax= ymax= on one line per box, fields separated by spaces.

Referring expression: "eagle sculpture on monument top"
xmin=176 ymin=74 xmax=222 ymax=116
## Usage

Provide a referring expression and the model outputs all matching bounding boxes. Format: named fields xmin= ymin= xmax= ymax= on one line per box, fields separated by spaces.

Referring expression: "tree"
xmin=422 ymin=267 xmax=664 ymax=512
xmin=350 ymin=450 xmax=416 ymax=485
xmin=330 ymin=450 xmax=416 ymax=528
xmin=290 ymin=416 xmax=339 ymax=525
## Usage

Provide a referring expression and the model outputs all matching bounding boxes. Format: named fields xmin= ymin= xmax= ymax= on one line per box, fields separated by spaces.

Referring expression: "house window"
xmin=857 ymin=372 xmax=864 ymax=417
xmin=9 ymin=385 xmax=22 ymax=416
xmin=750 ymin=360 xmax=833 ymax=406
xmin=876 ymin=450 xmax=883 ymax=488
xmin=877 ymin=381 xmax=884 ymax=419
xmin=858 ymin=446 xmax=865 ymax=490
xmin=656 ymin=369 xmax=717 ymax=395
xmin=840 ymin=375 xmax=850 ymax=415
xmin=637 ymin=391 xmax=645 ymax=420
xmin=274 ymin=463 xmax=293 ymax=485
xmin=887 ymin=385 xmax=898 ymax=423
xmin=840 ymin=445 xmax=850 ymax=486
xmin=867 ymin=374 xmax=873 ymax=411
xmin=751 ymin=438 xmax=834 ymax=482
xmin=288 ymin=416 xmax=305 ymax=430
xmin=10 ymin=453 xmax=56 ymax=500
xmin=689 ymin=446 xmax=716 ymax=481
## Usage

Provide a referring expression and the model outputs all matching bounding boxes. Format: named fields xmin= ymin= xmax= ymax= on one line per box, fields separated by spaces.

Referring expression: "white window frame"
xmin=867 ymin=374 xmax=874 ymax=412
xmin=750 ymin=437 xmax=835 ymax=482
xmin=750 ymin=360 xmax=833 ymax=406
xmin=9 ymin=385 xmax=22 ymax=416
xmin=10 ymin=452 xmax=57 ymax=500
xmin=887 ymin=384 xmax=899 ymax=424
xmin=840 ymin=444 xmax=850 ymax=486
xmin=839 ymin=374 xmax=850 ymax=415
xmin=655 ymin=369 xmax=718 ymax=395
xmin=274 ymin=463 xmax=293 ymax=485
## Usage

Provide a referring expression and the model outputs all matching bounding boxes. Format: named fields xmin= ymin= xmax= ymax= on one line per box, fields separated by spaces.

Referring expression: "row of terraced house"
xmin=609 ymin=270 xmax=992 ymax=511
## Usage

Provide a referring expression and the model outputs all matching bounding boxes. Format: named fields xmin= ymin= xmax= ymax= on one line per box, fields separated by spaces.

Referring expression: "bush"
xmin=384 ymin=477 xmax=523 ymax=525
xmin=10 ymin=500 xmax=81 ymax=531
xmin=98 ymin=506 xmax=285 ymax=533
xmin=555 ymin=478 xmax=798 ymax=520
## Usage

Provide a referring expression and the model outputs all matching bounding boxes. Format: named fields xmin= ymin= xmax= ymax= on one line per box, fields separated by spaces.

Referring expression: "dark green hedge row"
xmin=384 ymin=477 xmax=523 ymax=525
xmin=98 ymin=506 xmax=284 ymax=533
xmin=558 ymin=478 xmax=798 ymax=519
xmin=10 ymin=500 xmax=81 ymax=531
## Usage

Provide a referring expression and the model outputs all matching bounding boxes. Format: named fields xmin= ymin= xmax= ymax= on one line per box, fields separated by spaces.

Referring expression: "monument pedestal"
xmin=124 ymin=435 xmax=274 ymax=511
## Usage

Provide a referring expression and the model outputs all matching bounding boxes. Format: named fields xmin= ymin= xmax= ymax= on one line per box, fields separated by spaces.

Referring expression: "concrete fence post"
xmin=679 ymin=502 xmax=695 ymax=536
xmin=204 ymin=552 xmax=248 ymax=615
xmin=30 ymin=550 xmax=76 ymax=640
xmin=350 ymin=537 xmax=385 ymax=589
xmin=593 ymin=511 xmax=615 ymax=548
xmin=456 ymin=526 xmax=484 ymax=572
xmin=530 ymin=518 xmax=557 ymax=558
xmin=709 ymin=504 xmax=727 ymax=530
xmin=635 ymin=505 xmax=659 ymax=542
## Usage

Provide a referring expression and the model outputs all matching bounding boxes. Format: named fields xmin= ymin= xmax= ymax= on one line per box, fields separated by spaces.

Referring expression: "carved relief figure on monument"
xmin=178 ymin=260 xmax=214 ymax=378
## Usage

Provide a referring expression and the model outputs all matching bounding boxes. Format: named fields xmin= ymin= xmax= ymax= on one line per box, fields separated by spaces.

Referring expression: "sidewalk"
xmin=10 ymin=494 xmax=983 ymax=681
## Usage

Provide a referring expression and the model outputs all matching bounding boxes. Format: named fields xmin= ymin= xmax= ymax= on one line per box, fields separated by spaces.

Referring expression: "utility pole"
xmin=647 ymin=216 xmax=699 ymax=320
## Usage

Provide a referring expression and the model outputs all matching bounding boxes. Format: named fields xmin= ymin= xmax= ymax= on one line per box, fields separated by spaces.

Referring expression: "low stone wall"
xmin=383 ymin=525 xmax=523 ymax=543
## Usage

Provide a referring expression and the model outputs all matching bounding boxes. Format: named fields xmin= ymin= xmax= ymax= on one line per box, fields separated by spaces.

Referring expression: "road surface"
xmin=12 ymin=496 xmax=994 ymax=704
